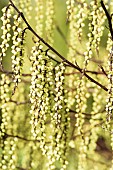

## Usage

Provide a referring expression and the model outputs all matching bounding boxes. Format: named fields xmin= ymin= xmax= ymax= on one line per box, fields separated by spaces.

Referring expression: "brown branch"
xmin=101 ymin=0 xmax=113 ymax=40
xmin=10 ymin=99 xmax=30 ymax=105
xmin=99 ymin=65 xmax=108 ymax=77
xmin=16 ymin=167 xmax=28 ymax=170
xmin=3 ymin=132 xmax=40 ymax=142
xmin=0 ymin=68 xmax=31 ymax=77
xmin=8 ymin=0 xmax=108 ymax=92
xmin=0 ymin=67 xmax=106 ymax=77
xmin=69 ymin=109 xmax=103 ymax=120
xmin=3 ymin=132 xmax=51 ymax=144
xmin=69 ymin=109 xmax=91 ymax=117
xmin=4 ymin=133 xmax=36 ymax=142
xmin=65 ymin=70 xmax=106 ymax=76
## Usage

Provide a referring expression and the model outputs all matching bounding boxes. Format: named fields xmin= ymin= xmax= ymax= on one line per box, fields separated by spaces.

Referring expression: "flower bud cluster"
xmin=66 ymin=0 xmax=87 ymax=42
xmin=76 ymin=2 xmax=88 ymax=42
xmin=0 ymin=6 xmax=11 ymax=68
xmin=29 ymin=41 xmax=53 ymax=155
xmin=0 ymin=74 xmax=10 ymax=169
xmin=67 ymin=6 xmax=77 ymax=61
xmin=75 ymin=77 xmax=87 ymax=170
xmin=106 ymin=41 xmax=113 ymax=167
xmin=77 ymin=138 xmax=87 ymax=170
xmin=0 ymin=74 xmax=18 ymax=170
xmin=105 ymin=48 xmax=113 ymax=131
xmin=75 ymin=77 xmax=87 ymax=134
xmin=0 ymin=74 xmax=10 ymax=137
xmin=84 ymin=1 xmax=105 ymax=68
xmin=50 ymin=63 xmax=69 ymax=170
xmin=23 ymin=0 xmax=32 ymax=20
xmin=0 ymin=137 xmax=17 ymax=170
xmin=7 ymin=138 xmax=17 ymax=170
xmin=88 ymin=84 xmax=102 ymax=154
xmin=35 ymin=0 xmax=43 ymax=37
xmin=66 ymin=0 xmax=75 ymax=22
xmin=107 ymin=33 xmax=113 ymax=52
xmin=46 ymin=144 xmax=56 ymax=170
xmin=110 ymin=133 xmax=113 ymax=170
xmin=11 ymin=14 xmax=24 ymax=93
xmin=12 ymin=0 xmax=32 ymax=21
xmin=66 ymin=4 xmax=78 ymax=109
xmin=53 ymin=63 xmax=65 ymax=160
xmin=90 ymin=1 xmax=105 ymax=51
xmin=60 ymin=94 xmax=70 ymax=170
xmin=45 ymin=0 xmax=54 ymax=45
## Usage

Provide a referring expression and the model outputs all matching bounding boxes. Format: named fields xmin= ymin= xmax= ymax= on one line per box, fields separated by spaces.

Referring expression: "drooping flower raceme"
xmin=35 ymin=0 xmax=43 ymax=37
xmin=29 ymin=41 xmax=53 ymax=156
xmin=52 ymin=63 xmax=70 ymax=170
xmin=45 ymin=0 xmax=54 ymax=45
xmin=0 ymin=5 xmax=11 ymax=69
xmin=105 ymin=46 xmax=113 ymax=131
xmin=11 ymin=14 xmax=24 ymax=94
xmin=0 ymin=74 xmax=17 ymax=170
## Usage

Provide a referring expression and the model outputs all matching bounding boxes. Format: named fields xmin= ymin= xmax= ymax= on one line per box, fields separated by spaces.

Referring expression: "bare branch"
xmin=8 ymin=0 xmax=108 ymax=92
xmin=3 ymin=132 xmax=40 ymax=142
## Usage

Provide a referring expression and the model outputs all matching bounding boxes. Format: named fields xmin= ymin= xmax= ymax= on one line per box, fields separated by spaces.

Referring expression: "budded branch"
xmin=8 ymin=0 xmax=108 ymax=92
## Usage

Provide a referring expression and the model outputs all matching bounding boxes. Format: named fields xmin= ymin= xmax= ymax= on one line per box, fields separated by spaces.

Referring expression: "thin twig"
xmin=10 ymin=99 xmax=30 ymax=105
xmin=0 ymin=67 xmax=106 ymax=77
xmin=101 ymin=0 xmax=113 ymax=40
xmin=65 ymin=70 xmax=106 ymax=75
xmin=4 ymin=132 xmax=40 ymax=142
xmin=99 ymin=65 xmax=108 ymax=77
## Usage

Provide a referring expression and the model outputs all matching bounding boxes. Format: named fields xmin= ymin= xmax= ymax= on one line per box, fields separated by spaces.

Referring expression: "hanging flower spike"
xmin=23 ymin=0 xmax=32 ymax=20
xmin=66 ymin=1 xmax=78 ymax=110
xmin=75 ymin=76 xmax=87 ymax=170
xmin=0 ymin=74 xmax=10 ymax=137
xmin=45 ymin=0 xmax=54 ymax=45
xmin=12 ymin=0 xmax=32 ymax=21
xmin=110 ymin=132 xmax=113 ymax=170
xmin=30 ymin=41 xmax=54 ymax=156
xmin=0 ymin=73 xmax=18 ymax=170
xmin=35 ymin=0 xmax=43 ymax=37
xmin=76 ymin=1 xmax=88 ymax=42
xmin=105 ymin=46 xmax=113 ymax=132
xmin=66 ymin=0 xmax=75 ymax=22
xmin=11 ymin=14 xmax=25 ymax=94
xmin=88 ymin=1 xmax=105 ymax=54
xmin=29 ymin=41 xmax=44 ymax=139
xmin=51 ymin=62 xmax=69 ymax=170
xmin=88 ymin=84 xmax=103 ymax=155
xmin=84 ymin=0 xmax=105 ymax=66
xmin=53 ymin=63 xmax=65 ymax=160
xmin=60 ymin=90 xmax=70 ymax=170
xmin=0 ymin=5 xmax=11 ymax=69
